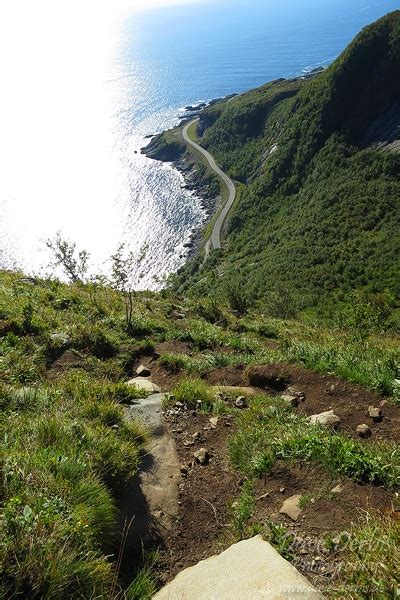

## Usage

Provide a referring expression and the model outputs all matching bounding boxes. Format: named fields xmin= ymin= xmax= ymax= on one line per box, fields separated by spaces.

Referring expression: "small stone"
xmin=309 ymin=409 xmax=341 ymax=427
xmin=330 ymin=384 xmax=335 ymax=393
xmin=136 ymin=364 xmax=151 ymax=377
xmin=331 ymin=484 xmax=343 ymax=494
xmin=194 ymin=448 xmax=209 ymax=465
xmin=180 ymin=465 xmax=188 ymax=476
xmin=287 ymin=387 xmax=306 ymax=401
xmin=279 ymin=487 xmax=285 ymax=493
xmin=127 ymin=378 xmax=161 ymax=393
xmin=111 ymin=424 xmax=119 ymax=430
xmin=192 ymin=431 xmax=200 ymax=440
xmin=380 ymin=399 xmax=388 ymax=409
xmin=50 ymin=332 xmax=71 ymax=346
xmin=368 ymin=406 xmax=383 ymax=422
xmin=356 ymin=424 xmax=372 ymax=438
xmin=279 ymin=494 xmax=302 ymax=521
xmin=281 ymin=394 xmax=300 ymax=407
xmin=170 ymin=310 xmax=185 ymax=320
xmin=209 ymin=417 xmax=219 ymax=428
xmin=235 ymin=396 xmax=248 ymax=409
xmin=183 ymin=440 xmax=194 ymax=447
xmin=175 ymin=401 xmax=184 ymax=408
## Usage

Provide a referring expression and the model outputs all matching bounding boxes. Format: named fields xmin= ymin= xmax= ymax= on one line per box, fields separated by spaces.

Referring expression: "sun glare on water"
xmin=0 ymin=0 xmax=202 ymax=275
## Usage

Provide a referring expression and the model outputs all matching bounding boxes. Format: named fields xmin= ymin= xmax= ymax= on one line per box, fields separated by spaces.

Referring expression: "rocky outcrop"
xmin=120 ymin=393 xmax=180 ymax=550
xmin=127 ymin=377 xmax=161 ymax=393
xmin=309 ymin=410 xmax=341 ymax=428
xmin=141 ymin=134 xmax=184 ymax=162
xmin=154 ymin=535 xmax=324 ymax=599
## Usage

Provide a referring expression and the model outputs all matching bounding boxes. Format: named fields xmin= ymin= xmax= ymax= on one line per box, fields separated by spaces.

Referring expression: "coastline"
xmin=141 ymin=104 xmax=223 ymax=259
xmin=141 ymin=68 xmax=326 ymax=264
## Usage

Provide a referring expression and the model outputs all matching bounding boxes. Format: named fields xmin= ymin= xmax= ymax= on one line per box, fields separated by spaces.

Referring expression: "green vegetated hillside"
xmin=175 ymin=11 xmax=400 ymax=309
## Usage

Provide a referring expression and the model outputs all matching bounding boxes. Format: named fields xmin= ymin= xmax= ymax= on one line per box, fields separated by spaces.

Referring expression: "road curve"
xmin=182 ymin=119 xmax=236 ymax=255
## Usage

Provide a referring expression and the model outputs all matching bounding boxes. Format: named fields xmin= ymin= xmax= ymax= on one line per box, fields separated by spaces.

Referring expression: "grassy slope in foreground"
xmin=0 ymin=269 xmax=399 ymax=598
xmin=173 ymin=11 xmax=400 ymax=309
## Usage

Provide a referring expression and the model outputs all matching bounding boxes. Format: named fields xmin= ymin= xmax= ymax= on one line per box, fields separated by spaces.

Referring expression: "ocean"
xmin=0 ymin=0 xmax=398 ymax=287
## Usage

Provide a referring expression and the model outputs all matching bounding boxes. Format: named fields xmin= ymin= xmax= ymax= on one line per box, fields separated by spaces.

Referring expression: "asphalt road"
xmin=182 ymin=119 xmax=236 ymax=256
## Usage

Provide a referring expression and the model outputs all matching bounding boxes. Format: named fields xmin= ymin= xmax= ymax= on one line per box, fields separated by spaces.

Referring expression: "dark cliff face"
xmin=176 ymin=11 xmax=400 ymax=305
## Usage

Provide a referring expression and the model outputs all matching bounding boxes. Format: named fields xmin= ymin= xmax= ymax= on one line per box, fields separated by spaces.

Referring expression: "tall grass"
xmin=166 ymin=377 xmax=216 ymax=410
xmin=1 ymin=373 xmax=146 ymax=599
xmin=331 ymin=514 xmax=400 ymax=599
xmin=282 ymin=337 xmax=399 ymax=399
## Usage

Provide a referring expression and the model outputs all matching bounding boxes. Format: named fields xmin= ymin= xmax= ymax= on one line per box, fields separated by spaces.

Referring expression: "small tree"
xmin=46 ymin=232 xmax=90 ymax=283
xmin=225 ymin=280 xmax=250 ymax=315
xmin=110 ymin=244 xmax=136 ymax=332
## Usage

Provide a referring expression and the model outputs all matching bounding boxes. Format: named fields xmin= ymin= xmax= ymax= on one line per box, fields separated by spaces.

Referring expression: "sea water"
xmin=0 ymin=0 xmax=397 ymax=287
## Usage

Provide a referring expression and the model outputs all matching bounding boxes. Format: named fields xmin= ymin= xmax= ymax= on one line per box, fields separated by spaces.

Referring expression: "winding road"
xmin=182 ymin=119 xmax=236 ymax=256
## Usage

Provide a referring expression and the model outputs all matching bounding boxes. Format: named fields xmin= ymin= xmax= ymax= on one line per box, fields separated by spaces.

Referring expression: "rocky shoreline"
xmin=141 ymin=115 xmax=221 ymax=258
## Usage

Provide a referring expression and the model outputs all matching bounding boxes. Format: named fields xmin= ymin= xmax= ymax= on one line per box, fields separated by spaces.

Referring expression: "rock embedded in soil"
xmin=170 ymin=310 xmax=185 ymax=320
xmin=50 ymin=332 xmax=71 ymax=347
xmin=235 ymin=396 xmax=248 ymax=409
xmin=154 ymin=536 xmax=324 ymax=599
xmin=135 ymin=364 xmax=151 ymax=377
xmin=279 ymin=494 xmax=303 ymax=521
xmin=368 ymin=406 xmax=383 ymax=422
xmin=281 ymin=393 xmax=301 ymax=407
xmin=287 ymin=386 xmax=306 ymax=402
xmin=209 ymin=417 xmax=219 ymax=428
xmin=309 ymin=409 xmax=341 ymax=427
xmin=127 ymin=377 xmax=161 ymax=393
xmin=193 ymin=448 xmax=209 ymax=465
xmin=356 ymin=423 xmax=372 ymax=438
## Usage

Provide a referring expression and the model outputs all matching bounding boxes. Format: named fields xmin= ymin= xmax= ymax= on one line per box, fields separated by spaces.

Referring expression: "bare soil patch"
xmin=203 ymin=362 xmax=399 ymax=442
xmin=156 ymin=410 xmax=239 ymax=583
xmin=153 ymin=363 xmax=399 ymax=587
xmin=47 ymin=349 xmax=91 ymax=379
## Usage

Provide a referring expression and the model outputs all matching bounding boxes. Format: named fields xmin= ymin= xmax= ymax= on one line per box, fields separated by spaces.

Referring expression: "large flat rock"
xmin=120 ymin=394 xmax=180 ymax=545
xmin=154 ymin=535 xmax=324 ymax=600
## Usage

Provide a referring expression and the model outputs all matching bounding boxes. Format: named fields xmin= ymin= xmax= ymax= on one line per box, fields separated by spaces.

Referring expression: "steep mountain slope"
xmin=175 ymin=11 xmax=400 ymax=307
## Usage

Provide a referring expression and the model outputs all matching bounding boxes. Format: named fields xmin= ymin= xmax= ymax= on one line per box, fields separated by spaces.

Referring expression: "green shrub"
xmin=76 ymin=326 xmax=117 ymax=359
xmin=225 ymin=281 xmax=250 ymax=315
